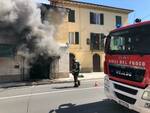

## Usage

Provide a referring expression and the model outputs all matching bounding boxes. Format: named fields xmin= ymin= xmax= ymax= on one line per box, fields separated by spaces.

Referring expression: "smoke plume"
xmin=0 ymin=0 xmax=67 ymax=61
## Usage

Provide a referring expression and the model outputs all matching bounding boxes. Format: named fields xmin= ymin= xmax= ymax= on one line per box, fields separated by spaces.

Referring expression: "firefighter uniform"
xmin=72 ymin=59 xmax=80 ymax=87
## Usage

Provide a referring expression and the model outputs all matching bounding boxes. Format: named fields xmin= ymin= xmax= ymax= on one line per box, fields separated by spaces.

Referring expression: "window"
xmin=90 ymin=33 xmax=105 ymax=50
xmin=107 ymin=25 xmax=150 ymax=54
xmin=116 ymin=16 xmax=122 ymax=28
xmin=110 ymin=36 xmax=125 ymax=51
xmin=69 ymin=32 xmax=80 ymax=44
xmin=68 ymin=10 xmax=75 ymax=22
xmin=75 ymin=32 xmax=79 ymax=44
xmin=90 ymin=12 xmax=104 ymax=25
xmin=100 ymin=14 xmax=104 ymax=25
xmin=0 ymin=44 xmax=15 ymax=57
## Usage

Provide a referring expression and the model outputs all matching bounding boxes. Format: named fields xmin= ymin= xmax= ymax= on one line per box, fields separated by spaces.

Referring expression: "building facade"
xmin=0 ymin=3 xmax=69 ymax=83
xmin=0 ymin=1 xmax=133 ymax=83
xmin=54 ymin=0 xmax=133 ymax=72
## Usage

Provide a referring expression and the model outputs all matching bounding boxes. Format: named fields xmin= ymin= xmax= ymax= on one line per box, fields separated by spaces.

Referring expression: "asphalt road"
xmin=0 ymin=79 xmax=138 ymax=113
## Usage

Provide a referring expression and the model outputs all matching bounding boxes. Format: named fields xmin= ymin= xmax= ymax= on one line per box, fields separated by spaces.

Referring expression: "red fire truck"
xmin=104 ymin=21 xmax=150 ymax=113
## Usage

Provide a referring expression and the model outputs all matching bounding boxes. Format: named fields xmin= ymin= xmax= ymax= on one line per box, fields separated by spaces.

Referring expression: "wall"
xmin=0 ymin=56 xmax=25 ymax=83
xmin=56 ymin=4 xmax=129 ymax=72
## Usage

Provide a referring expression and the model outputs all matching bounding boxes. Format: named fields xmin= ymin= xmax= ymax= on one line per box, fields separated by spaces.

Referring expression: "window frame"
xmin=68 ymin=9 xmax=75 ymax=23
xmin=90 ymin=12 xmax=104 ymax=25
xmin=0 ymin=44 xmax=15 ymax=57
xmin=116 ymin=16 xmax=122 ymax=28
xmin=90 ymin=33 xmax=105 ymax=51
xmin=69 ymin=32 xmax=80 ymax=45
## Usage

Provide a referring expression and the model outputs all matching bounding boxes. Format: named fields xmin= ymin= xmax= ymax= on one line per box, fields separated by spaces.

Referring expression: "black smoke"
xmin=0 ymin=0 xmax=67 ymax=78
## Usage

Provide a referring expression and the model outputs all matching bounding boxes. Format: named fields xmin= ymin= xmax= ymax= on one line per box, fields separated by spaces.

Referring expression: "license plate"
xmin=118 ymin=100 xmax=129 ymax=108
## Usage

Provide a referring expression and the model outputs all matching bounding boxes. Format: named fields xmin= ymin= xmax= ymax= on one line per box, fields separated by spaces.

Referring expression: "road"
xmin=0 ymin=79 xmax=138 ymax=113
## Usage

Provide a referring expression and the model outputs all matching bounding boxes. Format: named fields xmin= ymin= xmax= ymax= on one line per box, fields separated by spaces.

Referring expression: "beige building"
xmin=54 ymin=0 xmax=133 ymax=72
xmin=0 ymin=3 xmax=69 ymax=83
xmin=0 ymin=1 xmax=133 ymax=83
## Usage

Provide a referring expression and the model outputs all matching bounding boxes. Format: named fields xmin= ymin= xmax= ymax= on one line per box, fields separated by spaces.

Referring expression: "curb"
xmin=0 ymin=78 xmax=103 ymax=88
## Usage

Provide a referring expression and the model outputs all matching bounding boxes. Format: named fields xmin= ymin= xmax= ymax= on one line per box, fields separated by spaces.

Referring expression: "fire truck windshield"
xmin=106 ymin=25 xmax=150 ymax=55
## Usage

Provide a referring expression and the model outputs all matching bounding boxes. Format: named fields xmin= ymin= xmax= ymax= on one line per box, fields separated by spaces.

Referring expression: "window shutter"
xmin=90 ymin=12 xmax=95 ymax=24
xmin=68 ymin=32 xmax=71 ymax=44
xmin=97 ymin=14 xmax=101 ymax=24
xmin=90 ymin=33 xmax=94 ymax=50
xmin=96 ymin=34 xmax=100 ymax=50
xmin=68 ymin=10 xmax=75 ymax=22
xmin=75 ymin=32 xmax=79 ymax=44
xmin=116 ymin=16 xmax=122 ymax=28
xmin=69 ymin=32 xmax=75 ymax=44
xmin=91 ymin=33 xmax=102 ymax=50
xmin=100 ymin=33 xmax=105 ymax=50
xmin=100 ymin=13 xmax=104 ymax=25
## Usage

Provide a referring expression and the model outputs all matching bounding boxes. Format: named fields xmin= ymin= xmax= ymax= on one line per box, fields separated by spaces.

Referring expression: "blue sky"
xmin=35 ymin=0 xmax=150 ymax=23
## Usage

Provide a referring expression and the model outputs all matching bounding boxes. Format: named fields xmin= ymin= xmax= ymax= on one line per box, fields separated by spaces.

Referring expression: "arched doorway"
xmin=69 ymin=53 xmax=75 ymax=72
xmin=93 ymin=54 xmax=101 ymax=72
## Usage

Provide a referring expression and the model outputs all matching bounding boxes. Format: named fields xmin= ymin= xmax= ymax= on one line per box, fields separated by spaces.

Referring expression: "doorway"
xmin=93 ymin=54 xmax=101 ymax=72
xmin=69 ymin=53 xmax=75 ymax=72
xmin=30 ymin=55 xmax=52 ymax=79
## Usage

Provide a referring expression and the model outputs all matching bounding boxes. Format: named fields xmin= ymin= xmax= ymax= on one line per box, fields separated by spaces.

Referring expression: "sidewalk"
xmin=0 ymin=72 xmax=105 ymax=88
xmin=54 ymin=72 xmax=105 ymax=82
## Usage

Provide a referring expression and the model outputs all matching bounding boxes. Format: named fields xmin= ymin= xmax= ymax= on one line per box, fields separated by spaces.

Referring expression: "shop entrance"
xmin=30 ymin=55 xmax=52 ymax=79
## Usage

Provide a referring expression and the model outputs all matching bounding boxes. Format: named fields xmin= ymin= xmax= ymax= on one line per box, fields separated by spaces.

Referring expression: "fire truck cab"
xmin=104 ymin=21 xmax=150 ymax=113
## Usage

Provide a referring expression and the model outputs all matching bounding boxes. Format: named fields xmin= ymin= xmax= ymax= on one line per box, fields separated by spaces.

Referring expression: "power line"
xmin=142 ymin=13 xmax=150 ymax=20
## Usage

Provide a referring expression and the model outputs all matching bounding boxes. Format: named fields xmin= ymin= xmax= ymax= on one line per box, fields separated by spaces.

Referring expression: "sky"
xmin=35 ymin=0 xmax=150 ymax=23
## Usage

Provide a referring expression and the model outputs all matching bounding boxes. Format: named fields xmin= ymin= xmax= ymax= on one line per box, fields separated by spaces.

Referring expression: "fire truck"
xmin=104 ymin=21 xmax=150 ymax=113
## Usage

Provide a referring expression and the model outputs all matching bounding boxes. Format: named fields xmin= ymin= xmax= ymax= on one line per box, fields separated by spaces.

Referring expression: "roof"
xmin=111 ymin=21 xmax=150 ymax=32
xmin=49 ymin=0 xmax=134 ymax=14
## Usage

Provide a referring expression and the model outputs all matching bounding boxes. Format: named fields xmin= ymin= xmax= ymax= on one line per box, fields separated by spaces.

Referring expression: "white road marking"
xmin=0 ymin=87 xmax=101 ymax=100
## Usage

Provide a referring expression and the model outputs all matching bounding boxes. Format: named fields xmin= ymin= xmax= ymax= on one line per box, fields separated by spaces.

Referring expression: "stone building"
xmin=0 ymin=3 xmax=69 ymax=83
xmin=49 ymin=0 xmax=133 ymax=72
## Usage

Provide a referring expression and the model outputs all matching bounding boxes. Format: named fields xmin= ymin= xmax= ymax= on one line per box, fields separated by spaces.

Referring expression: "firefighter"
xmin=71 ymin=58 xmax=80 ymax=87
